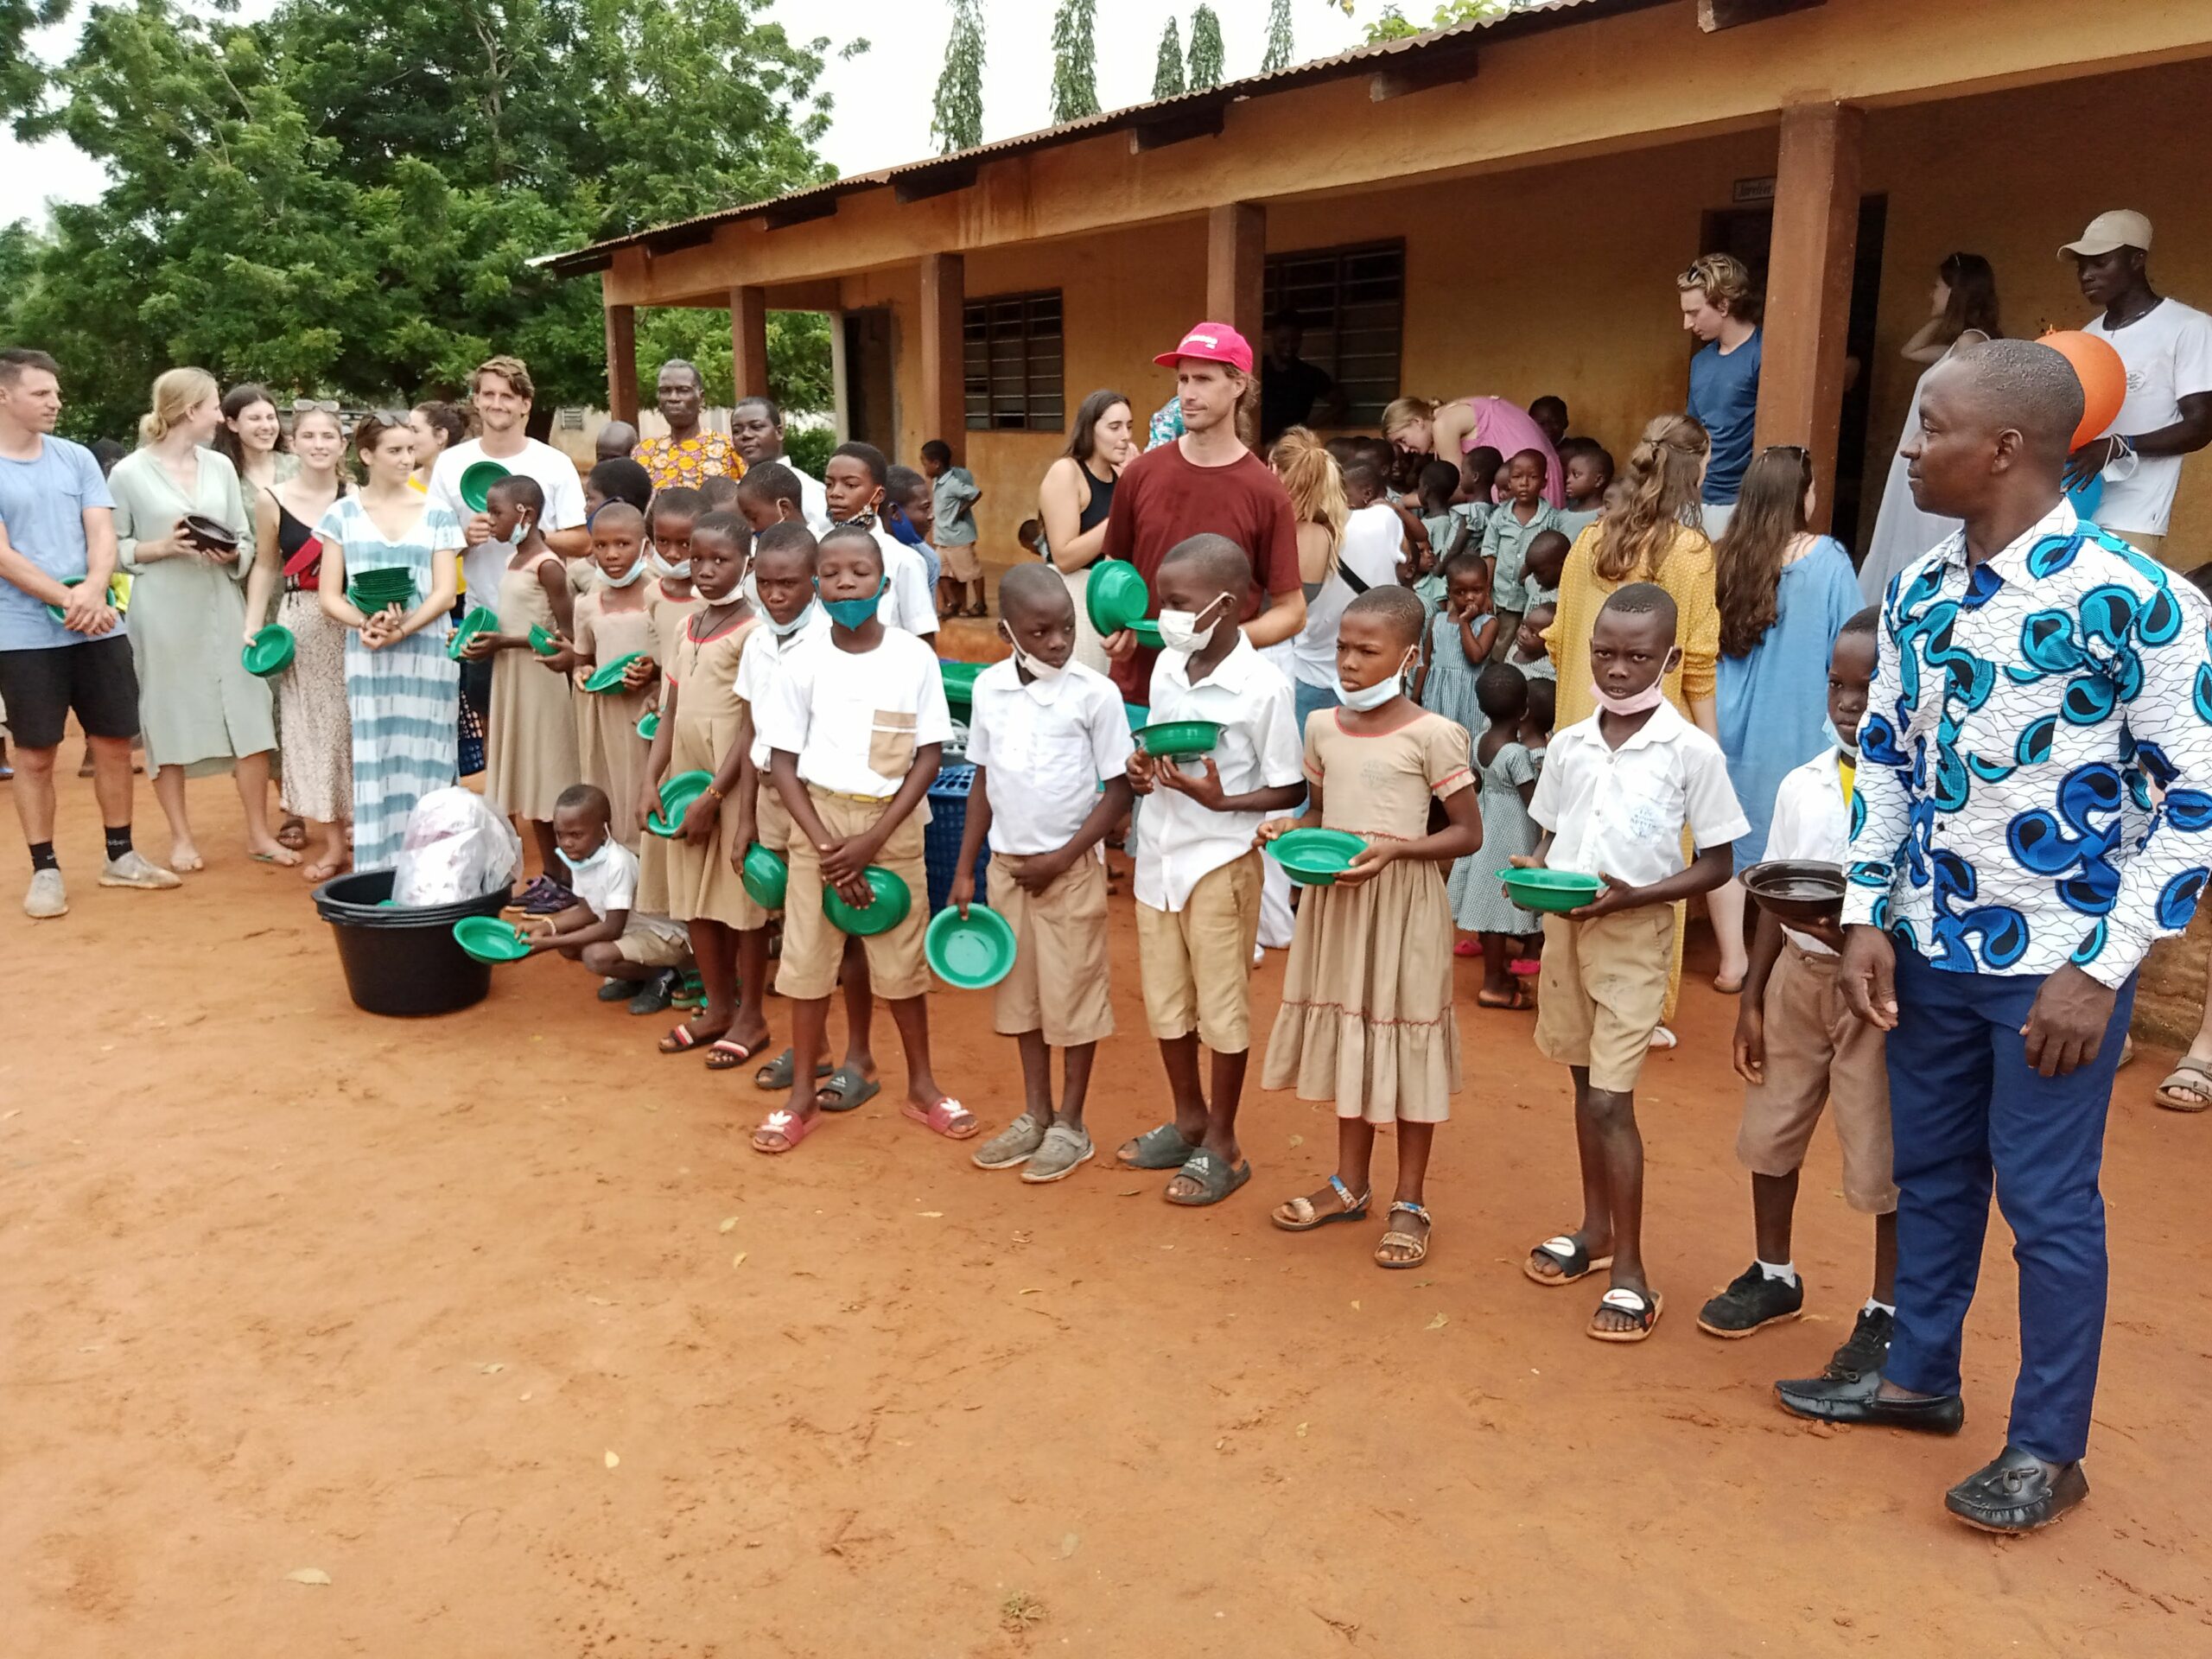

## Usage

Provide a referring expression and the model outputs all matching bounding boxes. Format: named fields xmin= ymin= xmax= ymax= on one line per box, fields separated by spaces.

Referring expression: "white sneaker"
xmin=23 ymin=867 xmax=67 ymax=918
xmin=99 ymin=849 xmax=183 ymax=890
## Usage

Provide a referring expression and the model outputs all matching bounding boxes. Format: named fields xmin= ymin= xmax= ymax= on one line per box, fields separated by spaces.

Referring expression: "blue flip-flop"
xmin=1165 ymin=1148 xmax=1252 ymax=1208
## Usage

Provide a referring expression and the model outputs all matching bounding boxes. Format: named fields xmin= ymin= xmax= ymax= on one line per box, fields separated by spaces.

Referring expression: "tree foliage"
xmin=1049 ymin=0 xmax=1099 ymax=125
xmin=1347 ymin=0 xmax=1512 ymax=42
xmin=1151 ymin=17 xmax=1185 ymax=100
xmin=1186 ymin=5 xmax=1226 ymax=92
xmin=3 ymin=0 xmax=846 ymax=442
xmin=1262 ymin=0 xmax=1295 ymax=73
xmin=930 ymin=0 xmax=984 ymax=155
xmin=2 ymin=0 xmax=68 ymax=120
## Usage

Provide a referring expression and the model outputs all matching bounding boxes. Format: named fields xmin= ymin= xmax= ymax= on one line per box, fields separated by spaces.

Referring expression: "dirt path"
xmin=3 ymin=792 xmax=2209 ymax=1656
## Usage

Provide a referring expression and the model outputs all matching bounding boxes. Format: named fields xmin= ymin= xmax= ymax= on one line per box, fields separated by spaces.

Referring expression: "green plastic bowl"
xmin=1266 ymin=828 xmax=1368 ymax=887
xmin=453 ymin=915 xmax=532 ymax=964
xmin=1128 ymin=618 xmax=1164 ymax=649
xmin=741 ymin=842 xmax=789 ymax=910
xmin=458 ymin=459 xmax=511 ymax=514
xmin=41 ymin=575 xmax=85 ymax=623
xmin=447 ymin=604 xmax=499 ymax=661
xmin=1085 ymin=560 xmax=1150 ymax=636
xmin=241 ymin=624 xmax=296 ymax=677
xmin=1499 ymin=867 xmax=1605 ymax=914
xmin=1135 ymin=719 xmax=1224 ymax=758
xmin=636 ymin=709 xmax=660 ymax=741
xmin=823 ymin=866 xmax=912 ymax=937
xmin=941 ymin=659 xmax=985 ymax=711
xmin=645 ymin=769 xmax=716 ymax=837
xmin=925 ymin=903 xmax=1017 ymax=989
xmin=527 ymin=623 xmax=559 ymax=657
xmin=583 ymin=652 xmax=645 ymax=694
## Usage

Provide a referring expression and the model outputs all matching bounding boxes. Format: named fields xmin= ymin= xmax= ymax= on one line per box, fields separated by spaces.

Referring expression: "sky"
xmin=0 ymin=0 xmax=1383 ymax=228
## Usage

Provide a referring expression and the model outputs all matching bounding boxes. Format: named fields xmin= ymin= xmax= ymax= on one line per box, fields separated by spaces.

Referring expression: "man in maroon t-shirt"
xmin=1102 ymin=323 xmax=1306 ymax=702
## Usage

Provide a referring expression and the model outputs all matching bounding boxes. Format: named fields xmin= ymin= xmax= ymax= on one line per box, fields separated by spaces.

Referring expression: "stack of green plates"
xmin=348 ymin=566 xmax=416 ymax=613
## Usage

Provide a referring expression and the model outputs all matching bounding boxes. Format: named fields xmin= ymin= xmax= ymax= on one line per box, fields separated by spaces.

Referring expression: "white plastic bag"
xmin=391 ymin=787 xmax=522 ymax=907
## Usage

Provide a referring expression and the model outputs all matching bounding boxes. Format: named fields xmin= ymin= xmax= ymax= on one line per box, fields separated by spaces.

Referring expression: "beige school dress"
xmin=486 ymin=548 xmax=580 ymax=823
xmin=638 ymin=611 xmax=763 ymax=928
xmin=573 ymin=590 xmax=658 ymax=849
xmin=647 ymin=582 xmax=702 ymax=664
xmin=1263 ymin=708 xmax=1473 ymax=1126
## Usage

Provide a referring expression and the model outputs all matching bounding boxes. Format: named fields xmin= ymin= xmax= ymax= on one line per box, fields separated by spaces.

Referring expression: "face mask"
xmin=836 ymin=506 xmax=879 ymax=531
xmin=1592 ymin=679 xmax=1667 ymax=716
xmin=556 ymin=839 xmax=611 ymax=873
xmin=1156 ymin=593 xmax=1229 ymax=656
xmin=769 ymin=598 xmax=817 ymax=638
xmin=1336 ymin=649 xmax=1415 ymax=712
xmin=601 ymin=555 xmax=647 ymax=588
xmin=648 ymin=550 xmax=691 ymax=581
xmin=820 ymin=577 xmax=887 ymax=631
xmin=887 ymin=512 xmax=927 ymax=550
xmin=1002 ymin=624 xmax=1065 ymax=683
xmin=505 ymin=519 xmax=533 ymax=547
xmin=1824 ymin=715 xmax=1859 ymax=760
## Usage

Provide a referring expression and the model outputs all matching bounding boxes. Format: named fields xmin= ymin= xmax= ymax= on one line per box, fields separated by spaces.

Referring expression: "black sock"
xmin=105 ymin=825 xmax=133 ymax=862
xmin=29 ymin=841 xmax=59 ymax=873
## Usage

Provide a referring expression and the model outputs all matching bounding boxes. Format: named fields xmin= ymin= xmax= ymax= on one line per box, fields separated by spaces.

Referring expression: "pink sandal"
xmin=902 ymin=1097 xmax=980 ymax=1140
xmin=1452 ymin=937 xmax=1478 ymax=957
xmin=752 ymin=1107 xmax=820 ymax=1154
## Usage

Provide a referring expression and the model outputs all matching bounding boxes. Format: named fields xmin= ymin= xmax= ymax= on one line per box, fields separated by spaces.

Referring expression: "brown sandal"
xmin=2154 ymin=1055 xmax=2212 ymax=1113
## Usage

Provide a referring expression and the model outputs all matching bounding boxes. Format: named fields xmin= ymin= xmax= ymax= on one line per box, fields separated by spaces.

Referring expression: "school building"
xmin=546 ymin=0 xmax=2212 ymax=1036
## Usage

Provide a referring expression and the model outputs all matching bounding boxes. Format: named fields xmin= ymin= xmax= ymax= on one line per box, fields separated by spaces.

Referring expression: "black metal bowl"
xmin=1742 ymin=859 xmax=1847 ymax=924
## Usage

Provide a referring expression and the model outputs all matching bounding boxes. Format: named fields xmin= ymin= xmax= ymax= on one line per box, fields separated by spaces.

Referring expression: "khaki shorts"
xmin=755 ymin=777 xmax=795 ymax=857
xmin=1535 ymin=905 xmax=1674 ymax=1092
xmin=1737 ymin=943 xmax=1897 ymax=1213
xmin=938 ymin=540 xmax=982 ymax=582
xmin=1136 ymin=851 xmax=1262 ymax=1052
xmin=775 ymin=785 xmax=931 ymax=1001
xmin=988 ymin=851 xmax=1113 ymax=1046
xmin=614 ymin=919 xmax=690 ymax=970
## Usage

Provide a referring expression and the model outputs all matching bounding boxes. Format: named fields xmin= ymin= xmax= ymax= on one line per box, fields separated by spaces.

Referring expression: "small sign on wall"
xmin=1733 ymin=175 xmax=1777 ymax=206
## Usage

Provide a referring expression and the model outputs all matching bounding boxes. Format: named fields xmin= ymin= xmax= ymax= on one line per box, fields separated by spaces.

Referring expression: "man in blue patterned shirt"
xmin=1776 ymin=340 xmax=2212 ymax=1534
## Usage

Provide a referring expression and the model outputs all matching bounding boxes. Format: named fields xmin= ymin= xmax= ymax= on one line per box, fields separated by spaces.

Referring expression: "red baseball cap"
xmin=1153 ymin=321 xmax=1253 ymax=375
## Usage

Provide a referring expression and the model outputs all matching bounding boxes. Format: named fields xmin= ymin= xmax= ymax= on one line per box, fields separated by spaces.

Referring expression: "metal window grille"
xmin=963 ymin=290 xmax=1065 ymax=432
xmin=1262 ymin=240 xmax=1405 ymax=424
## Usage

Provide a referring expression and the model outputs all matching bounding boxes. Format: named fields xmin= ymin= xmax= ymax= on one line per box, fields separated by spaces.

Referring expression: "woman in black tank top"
xmin=1038 ymin=390 xmax=1139 ymax=674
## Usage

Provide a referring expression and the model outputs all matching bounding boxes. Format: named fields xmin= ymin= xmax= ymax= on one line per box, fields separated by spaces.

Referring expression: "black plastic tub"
xmin=312 ymin=869 xmax=512 ymax=1016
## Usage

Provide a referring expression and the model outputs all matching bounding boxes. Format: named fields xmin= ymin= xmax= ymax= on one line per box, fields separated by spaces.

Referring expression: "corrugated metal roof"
xmin=540 ymin=0 xmax=1649 ymax=275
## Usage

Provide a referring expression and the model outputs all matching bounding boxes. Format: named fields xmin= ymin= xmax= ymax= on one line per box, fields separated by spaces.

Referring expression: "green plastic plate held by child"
xmin=453 ymin=915 xmax=532 ymax=964
xmin=241 ymin=624 xmax=296 ymax=678
xmin=924 ymin=903 xmax=1017 ymax=989
xmin=1499 ymin=867 xmax=1604 ymax=914
xmin=645 ymin=769 xmax=716 ymax=837
xmin=1128 ymin=618 xmax=1164 ymax=649
xmin=582 ymin=652 xmax=645 ymax=694
xmin=823 ymin=866 xmax=912 ymax=937
xmin=41 ymin=575 xmax=85 ymax=623
xmin=740 ymin=842 xmax=789 ymax=910
xmin=636 ymin=709 xmax=660 ymax=741
xmin=447 ymin=604 xmax=499 ymax=662
xmin=458 ymin=459 xmax=511 ymax=514
xmin=1266 ymin=828 xmax=1369 ymax=887
xmin=1084 ymin=559 xmax=1150 ymax=638
xmin=528 ymin=622 xmax=559 ymax=658
xmin=1135 ymin=719 xmax=1224 ymax=759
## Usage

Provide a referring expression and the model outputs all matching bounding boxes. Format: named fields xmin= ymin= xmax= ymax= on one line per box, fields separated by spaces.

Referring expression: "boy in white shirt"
xmin=753 ymin=526 xmax=963 ymax=1154
xmin=521 ymin=785 xmax=692 ymax=1011
xmin=1700 ymin=610 xmax=1898 ymax=1383
xmin=1517 ymin=583 xmax=1748 ymax=1343
xmin=952 ymin=565 xmax=1137 ymax=1183
xmin=822 ymin=441 xmax=939 ymax=650
xmin=1117 ymin=535 xmax=1306 ymax=1207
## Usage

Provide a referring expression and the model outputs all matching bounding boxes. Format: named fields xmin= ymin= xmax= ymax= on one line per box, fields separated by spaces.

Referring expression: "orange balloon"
xmin=2037 ymin=330 xmax=2128 ymax=450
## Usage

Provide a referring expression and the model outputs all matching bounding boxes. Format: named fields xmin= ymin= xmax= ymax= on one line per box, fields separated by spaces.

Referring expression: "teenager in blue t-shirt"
xmin=1679 ymin=253 xmax=1764 ymax=538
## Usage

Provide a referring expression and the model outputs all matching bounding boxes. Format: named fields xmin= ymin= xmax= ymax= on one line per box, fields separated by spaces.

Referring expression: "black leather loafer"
xmin=1774 ymin=1367 xmax=1965 ymax=1433
xmin=1944 ymin=1445 xmax=2088 ymax=1534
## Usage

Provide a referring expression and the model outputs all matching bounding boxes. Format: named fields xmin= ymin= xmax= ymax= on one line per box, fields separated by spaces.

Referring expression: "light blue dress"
xmin=1715 ymin=536 xmax=1861 ymax=864
xmin=317 ymin=497 xmax=462 ymax=871
xmin=1420 ymin=606 xmax=1491 ymax=746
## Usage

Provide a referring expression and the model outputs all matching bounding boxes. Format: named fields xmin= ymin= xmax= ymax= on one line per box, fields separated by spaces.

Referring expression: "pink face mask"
xmin=1591 ymin=679 xmax=1668 ymax=715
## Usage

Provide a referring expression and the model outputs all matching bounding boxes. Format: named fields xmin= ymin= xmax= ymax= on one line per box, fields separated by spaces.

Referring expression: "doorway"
xmin=842 ymin=308 xmax=897 ymax=454
xmin=1700 ymin=195 xmax=1890 ymax=550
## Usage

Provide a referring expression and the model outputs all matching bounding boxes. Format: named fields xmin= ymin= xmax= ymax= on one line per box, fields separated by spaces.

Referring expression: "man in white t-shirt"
xmin=730 ymin=396 xmax=831 ymax=533
xmin=426 ymin=354 xmax=591 ymax=603
xmin=2062 ymin=211 xmax=2212 ymax=569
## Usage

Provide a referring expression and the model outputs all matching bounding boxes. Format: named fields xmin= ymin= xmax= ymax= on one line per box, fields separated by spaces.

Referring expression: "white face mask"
xmin=505 ymin=518 xmax=534 ymax=547
xmin=556 ymin=838 xmax=611 ymax=873
xmin=1335 ymin=648 xmax=1415 ymax=712
xmin=1001 ymin=623 xmax=1065 ymax=683
xmin=769 ymin=598 xmax=817 ymax=638
xmin=1156 ymin=593 xmax=1229 ymax=656
xmin=648 ymin=550 xmax=691 ymax=581
xmin=601 ymin=554 xmax=648 ymax=588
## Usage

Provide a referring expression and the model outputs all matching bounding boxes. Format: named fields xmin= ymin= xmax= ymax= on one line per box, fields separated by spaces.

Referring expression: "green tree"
xmin=1262 ymin=0 xmax=1295 ymax=73
xmin=1049 ymin=0 xmax=1098 ymax=125
xmin=1186 ymin=5 xmax=1225 ymax=91
xmin=1346 ymin=0 xmax=1511 ymax=42
xmin=1 ymin=0 xmax=67 ymax=120
xmin=931 ymin=0 xmax=984 ymax=155
xmin=1151 ymin=17 xmax=1185 ymax=99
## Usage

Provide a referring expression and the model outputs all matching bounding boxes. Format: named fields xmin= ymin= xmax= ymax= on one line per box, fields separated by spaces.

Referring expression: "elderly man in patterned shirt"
xmin=1776 ymin=339 xmax=2212 ymax=1534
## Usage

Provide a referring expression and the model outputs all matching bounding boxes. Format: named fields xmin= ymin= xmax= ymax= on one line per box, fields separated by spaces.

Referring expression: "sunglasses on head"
xmin=292 ymin=397 xmax=340 ymax=415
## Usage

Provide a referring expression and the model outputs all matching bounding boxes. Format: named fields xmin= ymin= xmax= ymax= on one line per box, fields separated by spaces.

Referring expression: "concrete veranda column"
xmin=918 ymin=253 xmax=965 ymax=465
xmin=1207 ymin=202 xmax=1265 ymax=347
xmin=603 ymin=297 xmax=639 ymax=426
xmin=730 ymin=286 xmax=770 ymax=404
xmin=1755 ymin=101 xmax=1863 ymax=524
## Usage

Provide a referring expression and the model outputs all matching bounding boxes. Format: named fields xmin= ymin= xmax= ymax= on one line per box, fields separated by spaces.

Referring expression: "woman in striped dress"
xmin=316 ymin=414 xmax=461 ymax=872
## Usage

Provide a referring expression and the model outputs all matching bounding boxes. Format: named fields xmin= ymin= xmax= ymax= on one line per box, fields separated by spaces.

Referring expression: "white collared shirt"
xmin=1135 ymin=634 xmax=1304 ymax=911
xmin=568 ymin=840 xmax=689 ymax=949
xmin=866 ymin=525 xmax=938 ymax=637
xmin=1765 ymin=747 xmax=1852 ymax=956
xmin=754 ymin=626 xmax=951 ymax=799
xmin=965 ymin=659 xmax=1135 ymax=855
xmin=1530 ymin=698 xmax=1749 ymax=889
xmin=734 ymin=604 xmax=830 ymax=768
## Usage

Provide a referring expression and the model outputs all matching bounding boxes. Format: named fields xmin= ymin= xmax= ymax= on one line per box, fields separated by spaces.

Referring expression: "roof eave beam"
xmin=1369 ymin=41 xmax=1482 ymax=101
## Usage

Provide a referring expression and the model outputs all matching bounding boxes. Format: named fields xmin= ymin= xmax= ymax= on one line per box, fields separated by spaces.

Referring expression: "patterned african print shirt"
xmin=632 ymin=431 xmax=741 ymax=490
xmin=1844 ymin=501 xmax=2212 ymax=987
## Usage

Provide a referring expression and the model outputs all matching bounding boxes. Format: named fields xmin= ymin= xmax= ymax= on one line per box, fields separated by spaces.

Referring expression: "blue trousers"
xmin=1885 ymin=949 xmax=2135 ymax=1464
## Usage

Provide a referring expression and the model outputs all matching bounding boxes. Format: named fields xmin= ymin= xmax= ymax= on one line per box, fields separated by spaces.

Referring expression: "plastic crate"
xmin=925 ymin=762 xmax=993 ymax=913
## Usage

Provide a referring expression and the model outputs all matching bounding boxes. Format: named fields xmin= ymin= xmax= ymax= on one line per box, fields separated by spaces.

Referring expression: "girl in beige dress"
xmin=569 ymin=517 xmax=659 ymax=850
xmin=458 ymin=476 xmax=577 ymax=884
xmin=1258 ymin=588 xmax=1484 ymax=1270
xmin=107 ymin=367 xmax=289 ymax=874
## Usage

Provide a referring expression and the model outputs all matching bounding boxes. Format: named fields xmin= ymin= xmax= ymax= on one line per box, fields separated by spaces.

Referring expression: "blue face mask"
xmin=820 ymin=578 xmax=886 ymax=631
xmin=887 ymin=510 xmax=927 ymax=550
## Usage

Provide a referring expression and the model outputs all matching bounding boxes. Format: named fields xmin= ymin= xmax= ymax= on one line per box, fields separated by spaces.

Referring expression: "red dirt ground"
xmin=3 ymin=789 xmax=2209 ymax=1656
